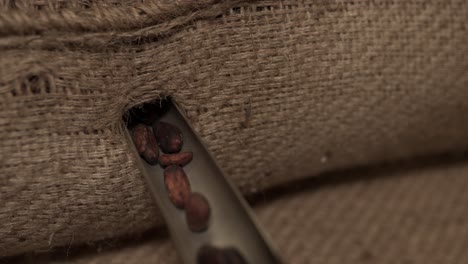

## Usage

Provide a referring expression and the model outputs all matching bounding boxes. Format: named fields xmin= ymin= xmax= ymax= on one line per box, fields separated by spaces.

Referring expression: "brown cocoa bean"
xmin=197 ymin=245 xmax=225 ymax=264
xmin=153 ymin=121 xmax=183 ymax=153
xmin=129 ymin=101 xmax=164 ymax=125
xmin=186 ymin=192 xmax=211 ymax=232
xmin=223 ymin=248 xmax=248 ymax=264
xmin=131 ymin=124 xmax=159 ymax=165
xmin=164 ymin=165 xmax=191 ymax=209
xmin=197 ymin=246 xmax=248 ymax=264
xmin=159 ymin=152 xmax=193 ymax=167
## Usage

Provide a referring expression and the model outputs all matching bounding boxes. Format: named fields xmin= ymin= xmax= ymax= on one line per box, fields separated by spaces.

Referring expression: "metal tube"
xmin=125 ymin=101 xmax=282 ymax=264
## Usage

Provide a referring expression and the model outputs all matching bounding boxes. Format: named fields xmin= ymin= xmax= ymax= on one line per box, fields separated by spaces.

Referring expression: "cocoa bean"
xmin=197 ymin=245 xmax=248 ymax=264
xmin=153 ymin=121 xmax=183 ymax=153
xmin=159 ymin=152 xmax=193 ymax=167
xmin=164 ymin=165 xmax=191 ymax=209
xmin=186 ymin=192 xmax=211 ymax=232
xmin=197 ymin=245 xmax=224 ymax=264
xmin=131 ymin=124 xmax=159 ymax=165
xmin=223 ymin=248 xmax=248 ymax=264
xmin=130 ymin=102 xmax=160 ymax=125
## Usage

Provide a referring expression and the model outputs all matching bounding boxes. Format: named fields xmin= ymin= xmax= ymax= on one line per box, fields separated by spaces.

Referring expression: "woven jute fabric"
xmin=18 ymin=158 xmax=468 ymax=264
xmin=1 ymin=0 xmax=468 ymax=257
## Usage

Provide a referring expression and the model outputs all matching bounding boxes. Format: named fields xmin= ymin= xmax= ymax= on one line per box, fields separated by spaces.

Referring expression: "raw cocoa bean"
xmin=131 ymin=124 xmax=159 ymax=165
xmin=186 ymin=192 xmax=211 ymax=232
xmin=130 ymin=101 xmax=161 ymax=125
xmin=223 ymin=248 xmax=248 ymax=264
xmin=127 ymin=99 xmax=172 ymax=127
xmin=197 ymin=245 xmax=224 ymax=264
xmin=153 ymin=121 xmax=183 ymax=153
xmin=164 ymin=165 xmax=191 ymax=209
xmin=197 ymin=245 xmax=248 ymax=264
xmin=159 ymin=152 xmax=193 ymax=167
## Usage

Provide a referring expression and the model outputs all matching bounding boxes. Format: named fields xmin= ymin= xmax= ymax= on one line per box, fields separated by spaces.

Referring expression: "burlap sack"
xmin=9 ymin=156 xmax=468 ymax=263
xmin=19 ymin=157 xmax=467 ymax=264
xmin=1 ymin=0 xmax=468 ymax=258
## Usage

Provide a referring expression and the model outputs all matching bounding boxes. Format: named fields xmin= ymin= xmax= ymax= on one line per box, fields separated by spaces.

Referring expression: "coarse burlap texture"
xmin=13 ymin=156 xmax=468 ymax=264
xmin=1 ymin=0 xmax=468 ymax=259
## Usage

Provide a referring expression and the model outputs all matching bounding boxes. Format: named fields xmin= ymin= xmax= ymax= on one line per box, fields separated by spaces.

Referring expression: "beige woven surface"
xmin=16 ymin=157 xmax=468 ymax=264
xmin=1 ymin=0 xmax=468 ymax=257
